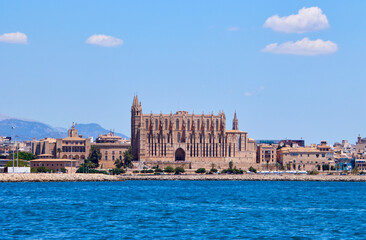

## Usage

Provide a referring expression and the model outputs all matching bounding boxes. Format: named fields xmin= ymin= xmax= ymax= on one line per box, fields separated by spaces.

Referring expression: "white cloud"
xmin=244 ymin=85 xmax=265 ymax=97
xmin=86 ymin=34 xmax=124 ymax=47
xmin=261 ymin=38 xmax=338 ymax=56
xmin=227 ymin=26 xmax=241 ymax=31
xmin=0 ymin=32 xmax=28 ymax=44
xmin=264 ymin=7 xmax=329 ymax=33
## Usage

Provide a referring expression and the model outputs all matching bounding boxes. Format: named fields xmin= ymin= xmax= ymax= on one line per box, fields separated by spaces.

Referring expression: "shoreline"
xmin=1 ymin=173 xmax=366 ymax=182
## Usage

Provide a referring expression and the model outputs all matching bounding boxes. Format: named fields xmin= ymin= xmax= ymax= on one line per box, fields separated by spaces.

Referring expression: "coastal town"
xmin=0 ymin=96 xmax=365 ymax=180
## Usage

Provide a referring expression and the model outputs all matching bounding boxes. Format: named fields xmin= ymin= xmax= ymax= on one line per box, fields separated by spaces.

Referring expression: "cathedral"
xmin=131 ymin=96 xmax=257 ymax=170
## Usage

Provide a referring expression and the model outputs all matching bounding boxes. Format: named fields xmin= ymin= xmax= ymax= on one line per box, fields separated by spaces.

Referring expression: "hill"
xmin=0 ymin=118 xmax=128 ymax=141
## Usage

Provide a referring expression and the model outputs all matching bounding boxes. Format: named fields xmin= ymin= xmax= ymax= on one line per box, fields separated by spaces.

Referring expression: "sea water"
xmin=1 ymin=181 xmax=366 ymax=239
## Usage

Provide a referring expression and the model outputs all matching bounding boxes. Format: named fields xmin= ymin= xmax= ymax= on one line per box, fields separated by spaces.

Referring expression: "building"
xmin=278 ymin=141 xmax=335 ymax=171
xmin=93 ymin=132 xmax=130 ymax=169
xmin=354 ymin=135 xmax=366 ymax=170
xmin=0 ymin=136 xmax=12 ymax=156
xmin=256 ymin=144 xmax=278 ymax=170
xmin=256 ymin=139 xmax=305 ymax=147
xmin=131 ymin=96 xmax=257 ymax=170
xmin=333 ymin=140 xmax=354 ymax=171
xmin=355 ymin=135 xmax=366 ymax=157
xmin=29 ymin=159 xmax=79 ymax=173
xmin=31 ymin=138 xmax=57 ymax=158
xmin=32 ymin=124 xmax=92 ymax=161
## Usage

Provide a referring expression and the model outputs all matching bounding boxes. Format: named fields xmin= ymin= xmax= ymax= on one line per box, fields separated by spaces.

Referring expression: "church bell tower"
xmin=131 ymin=95 xmax=142 ymax=160
xmin=232 ymin=111 xmax=239 ymax=130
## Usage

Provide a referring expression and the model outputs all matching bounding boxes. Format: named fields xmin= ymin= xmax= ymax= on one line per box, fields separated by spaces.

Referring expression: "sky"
xmin=0 ymin=0 xmax=365 ymax=145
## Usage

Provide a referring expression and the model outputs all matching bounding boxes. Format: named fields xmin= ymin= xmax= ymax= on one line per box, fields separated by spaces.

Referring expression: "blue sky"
xmin=0 ymin=0 xmax=365 ymax=144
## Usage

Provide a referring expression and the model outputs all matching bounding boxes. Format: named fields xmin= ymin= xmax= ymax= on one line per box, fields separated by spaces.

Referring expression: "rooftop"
xmin=30 ymin=159 xmax=78 ymax=162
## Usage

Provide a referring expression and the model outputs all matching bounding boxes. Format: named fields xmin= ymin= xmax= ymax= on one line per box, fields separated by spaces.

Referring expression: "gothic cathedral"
xmin=131 ymin=96 xmax=257 ymax=170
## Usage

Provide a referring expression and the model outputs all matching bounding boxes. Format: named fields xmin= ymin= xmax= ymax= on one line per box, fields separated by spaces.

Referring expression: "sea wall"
xmin=0 ymin=173 xmax=121 ymax=182
xmin=2 ymin=173 xmax=366 ymax=182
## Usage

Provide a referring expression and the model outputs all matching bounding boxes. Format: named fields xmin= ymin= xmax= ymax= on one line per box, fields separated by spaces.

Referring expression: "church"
xmin=131 ymin=96 xmax=257 ymax=170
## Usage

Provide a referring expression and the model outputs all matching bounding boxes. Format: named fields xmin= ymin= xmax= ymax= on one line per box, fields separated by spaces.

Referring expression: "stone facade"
xmin=278 ymin=141 xmax=335 ymax=171
xmin=256 ymin=144 xmax=278 ymax=170
xmin=32 ymin=138 xmax=56 ymax=158
xmin=131 ymin=96 xmax=257 ymax=170
xmin=355 ymin=135 xmax=366 ymax=157
xmin=32 ymin=124 xmax=91 ymax=162
xmin=93 ymin=132 xmax=130 ymax=169
xmin=354 ymin=135 xmax=366 ymax=170
xmin=29 ymin=159 xmax=79 ymax=173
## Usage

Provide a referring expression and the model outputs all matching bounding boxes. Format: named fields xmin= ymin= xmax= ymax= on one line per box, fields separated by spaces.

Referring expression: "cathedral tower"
xmin=232 ymin=112 xmax=238 ymax=130
xmin=131 ymin=95 xmax=142 ymax=160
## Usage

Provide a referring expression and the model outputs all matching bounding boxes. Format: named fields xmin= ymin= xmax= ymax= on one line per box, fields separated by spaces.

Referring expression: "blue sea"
xmin=1 ymin=181 xmax=366 ymax=239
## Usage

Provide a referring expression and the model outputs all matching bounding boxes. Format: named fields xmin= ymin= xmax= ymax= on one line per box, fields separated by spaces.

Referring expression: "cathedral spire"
xmin=135 ymin=95 xmax=139 ymax=106
xmin=233 ymin=111 xmax=238 ymax=130
xmin=132 ymin=95 xmax=141 ymax=109
xmin=132 ymin=96 xmax=136 ymax=106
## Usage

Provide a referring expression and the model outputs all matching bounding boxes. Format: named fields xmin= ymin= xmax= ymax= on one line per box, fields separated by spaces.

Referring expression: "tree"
xmin=116 ymin=147 xmax=133 ymax=169
xmin=275 ymin=162 xmax=284 ymax=171
xmin=154 ymin=168 xmax=163 ymax=173
xmin=248 ymin=166 xmax=257 ymax=173
xmin=229 ymin=161 xmax=233 ymax=169
xmin=8 ymin=152 xmax=36 ymax=161
xmin=352 ymin=167 xmax=359 ymax=175
xmin=37 ymin=166 xmax=50 ymax=173
xmin=175 ymin=167 xmax=185 ymax=174
xmin=308 ymin=170 xmax=319 ymax=175
xmin=195 ymin=168 xmax=206 ymax=174
xmin=5 ymin=160 xmax=29 ymax=167
xmin=87 ymin=145 xmax=102 ymax=168
xmin=211 ymin=163 xmax=216 ymax=170
xmin=110 ymin=168 xmax=126 ymax=175
xmin=164 ymin=166 xmax=174 ymax=173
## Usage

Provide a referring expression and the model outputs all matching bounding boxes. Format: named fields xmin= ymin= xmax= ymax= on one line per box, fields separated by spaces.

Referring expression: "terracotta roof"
xmin=38 ymin=138 xmax=57 ymax=143
xmin=280 ymin=147 xmax=332 ymax=153
xmin=30 ymin=159 xmax=78 ymax=162
xmin=63 ymin=137 xmax=85 ymax=140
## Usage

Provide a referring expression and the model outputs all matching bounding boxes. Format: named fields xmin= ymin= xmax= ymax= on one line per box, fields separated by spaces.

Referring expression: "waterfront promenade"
xmin=2 ymin=173 xmax=366 ymax=182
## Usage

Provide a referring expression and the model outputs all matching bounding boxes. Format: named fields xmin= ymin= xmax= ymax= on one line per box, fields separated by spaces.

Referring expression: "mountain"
xmin=0 ymin=119 xmax=66 ymax=141
xmin=0 ymin=118 xmax=128 ymax=141
xmin=75 ymin=123 xmax=128 ymax=140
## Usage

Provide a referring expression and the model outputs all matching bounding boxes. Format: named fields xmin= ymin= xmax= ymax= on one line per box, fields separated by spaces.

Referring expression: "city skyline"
xmin=1 ymin=1 xmax=365 ymax=144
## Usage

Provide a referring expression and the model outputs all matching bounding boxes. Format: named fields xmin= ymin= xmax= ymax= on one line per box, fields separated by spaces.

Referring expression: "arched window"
xmin=165 ymin=119 xmax=168 ymax=130
xmin=146 ymin=119 xmax=149 ymax=130
xmin=177 ymin=132 xmax=181 ymax=142
xmin=216 ymin=119 xmax=218 ymax=131
xmin=199 ymin=134 xmax=202 ymax=143
xmin=197 ymin=120 xmax=200 ymax=130
xmin=209 ymin=134 xmax=211 ymax=143
xmin=188 ymin=120 xmax=190 ymax=130
xmin=155 ymin=119 xmax=158 ymax=130
xmin=207 ymin=119 xmax=209 ymax=130
xmin=176 ymin=119 xmax=179 ymax=130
